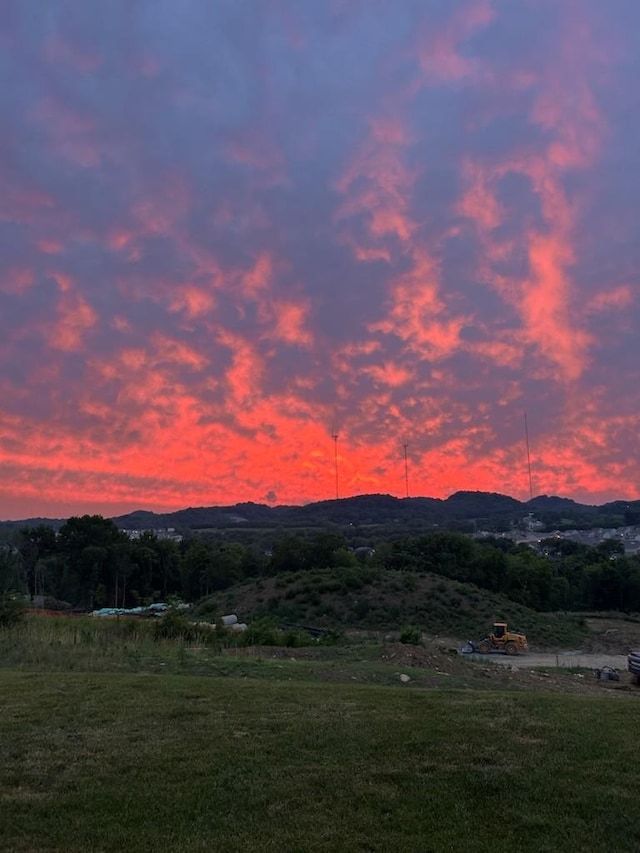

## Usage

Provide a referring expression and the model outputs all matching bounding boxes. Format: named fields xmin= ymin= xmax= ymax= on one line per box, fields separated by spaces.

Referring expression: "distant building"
xmin=120 ymin=528 xmax=183 ymax=542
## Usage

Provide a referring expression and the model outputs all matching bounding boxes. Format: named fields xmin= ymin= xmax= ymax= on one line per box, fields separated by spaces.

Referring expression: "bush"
xmin=340 ymin=570 xmax=365 ymax=591
xmin=317 ymin=628 xmax=344 ymax=645
xmin=402 ymin=574 xmax=418 ymax=592
xmin=41 ymin=596 xmax=72 ymax=611
xmin=354 ymin=599 xmax=371 ymax=619
xmin=192 ymin=598 xmax=217 ymax=618
xmin=152 ymin=610 xmax=216 ymax=645
xmin=0 ymin=593 xmax=27 ymax=628
xmin=399 ymin=625 xmax=422 ymax=645
xmin=283 ymin=630 xmax=307 ymax=648
xmin=243 ymin=617 xmax=281 ymax=646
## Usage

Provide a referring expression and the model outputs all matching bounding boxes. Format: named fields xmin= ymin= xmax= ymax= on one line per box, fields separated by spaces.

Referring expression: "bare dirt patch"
xmin=222 ymin=637 xmax=639 ymax=696
xmin=581 ymin=617 xmax=640 ymax=653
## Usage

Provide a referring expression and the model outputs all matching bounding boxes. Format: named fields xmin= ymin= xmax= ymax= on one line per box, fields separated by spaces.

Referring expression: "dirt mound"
xmin=379 ymin=641 xmax=465 ymax=671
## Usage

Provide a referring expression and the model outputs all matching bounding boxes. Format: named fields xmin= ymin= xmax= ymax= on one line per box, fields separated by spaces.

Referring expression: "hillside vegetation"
xmin=198 ymin=568 xmax=588 ymax=649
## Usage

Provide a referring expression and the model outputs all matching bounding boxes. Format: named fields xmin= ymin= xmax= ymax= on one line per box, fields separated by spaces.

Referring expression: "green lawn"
xmin=2 ymin=671 xmax=640 ymax=852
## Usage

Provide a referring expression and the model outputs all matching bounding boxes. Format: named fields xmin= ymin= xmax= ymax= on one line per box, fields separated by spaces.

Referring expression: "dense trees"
xmin=2 ymin=516 xmax=640 ymax=615
xmin=379 ymin=534 xmax=640 ymax=613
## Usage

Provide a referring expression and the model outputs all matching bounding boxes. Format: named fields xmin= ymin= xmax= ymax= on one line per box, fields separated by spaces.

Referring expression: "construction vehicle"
xmin=465 ymin=622 xmax=528 ymax=656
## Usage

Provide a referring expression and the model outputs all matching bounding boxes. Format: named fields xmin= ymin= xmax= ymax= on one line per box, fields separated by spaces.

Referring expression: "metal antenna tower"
xmin=331 ymin=431 xmax=339 ymax=500
xmin=402 ymin=442 xmax=409 ymax=498
xmin=524 ymin=411 xmax=533 ymax=500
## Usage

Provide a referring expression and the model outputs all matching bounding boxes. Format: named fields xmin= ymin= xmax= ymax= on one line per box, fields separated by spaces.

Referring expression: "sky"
xmin=1 ymin=0 xmax=639 ymax=519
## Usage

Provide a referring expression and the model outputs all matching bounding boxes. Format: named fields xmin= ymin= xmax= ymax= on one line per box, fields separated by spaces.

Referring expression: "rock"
xmin=399 ymin=673 xmax=411 ymax=683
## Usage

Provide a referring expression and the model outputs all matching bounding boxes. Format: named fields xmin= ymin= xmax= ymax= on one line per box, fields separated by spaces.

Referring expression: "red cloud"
xmin=457 ymin=12 xmax=607 ymax=383
xmin=50 ymin=292 xmax=97 ymax=352
xmin=414 ymin=0 xmax=495 ymax=85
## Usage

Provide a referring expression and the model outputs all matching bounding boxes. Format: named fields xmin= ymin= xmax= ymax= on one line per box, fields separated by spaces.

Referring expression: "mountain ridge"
xmin=2 ymin=491 xmax=639 ymax=531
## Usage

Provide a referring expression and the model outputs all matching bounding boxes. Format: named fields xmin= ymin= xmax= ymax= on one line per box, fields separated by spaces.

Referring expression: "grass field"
xmin=2 ymin=671 xmax=640 ymax=852
xmin=2 ymin=616 xmax=640 ymax=851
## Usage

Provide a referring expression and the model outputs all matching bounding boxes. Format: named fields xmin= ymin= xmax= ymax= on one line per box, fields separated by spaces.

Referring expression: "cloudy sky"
xmin=1 ymin=0 xmax=639 ymax=518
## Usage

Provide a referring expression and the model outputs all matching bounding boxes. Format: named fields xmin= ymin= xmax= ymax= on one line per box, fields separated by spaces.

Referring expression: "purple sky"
xmin=1 ymin=0 xmax=639 ymax=518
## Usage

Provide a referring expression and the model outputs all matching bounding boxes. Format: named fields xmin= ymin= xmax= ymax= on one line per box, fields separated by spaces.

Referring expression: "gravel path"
xmin=466 ymin=652 xmax=627 ymax=669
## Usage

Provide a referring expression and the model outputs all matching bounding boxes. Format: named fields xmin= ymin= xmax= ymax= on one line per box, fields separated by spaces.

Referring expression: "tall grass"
xmin=0 ymin=613 xmax=328 ymax=675
xmin=0 ymin=614 xmax=218 ymax=673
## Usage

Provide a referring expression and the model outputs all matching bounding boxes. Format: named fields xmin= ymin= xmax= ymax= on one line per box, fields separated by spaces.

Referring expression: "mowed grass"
xmin=2 ymin=672 xmax=640 ymax=853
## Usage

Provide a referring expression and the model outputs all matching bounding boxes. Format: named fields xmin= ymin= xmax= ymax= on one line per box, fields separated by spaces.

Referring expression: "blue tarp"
xmin=92 ymin=603 xmax=170 ymax=617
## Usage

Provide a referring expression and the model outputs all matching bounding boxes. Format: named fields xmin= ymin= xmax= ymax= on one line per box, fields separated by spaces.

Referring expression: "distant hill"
xmin=0 ymin=516 xmax=67 ymax=531
xmin=2 ymin=490 xmax=640 ymax=534
xmin=106 ymin=492 xmax=517 ymax=530
xmin=525 ymin=495 xmax=585 ymax=511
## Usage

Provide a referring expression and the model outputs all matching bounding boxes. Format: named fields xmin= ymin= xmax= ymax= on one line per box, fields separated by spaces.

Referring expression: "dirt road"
xmin=466 ymin=652 xmax=627 ymax=669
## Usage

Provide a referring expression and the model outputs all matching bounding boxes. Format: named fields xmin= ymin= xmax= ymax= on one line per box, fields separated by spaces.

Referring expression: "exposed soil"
xmin=485 ymin=652 xmax=627 ymax=669
xmin=580 ymin=617 xmax=640 ymax=653
xmin=223 ymin=637 xmax=640 ymax=696
xmin=382 ymin=641 xmax=636 ymax=695
xmin=219 ymin=615 xmax=640 ymax=696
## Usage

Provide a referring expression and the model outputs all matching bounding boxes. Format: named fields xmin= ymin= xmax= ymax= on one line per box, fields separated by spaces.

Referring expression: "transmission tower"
xmin=402 ymin=442 xmax=409 ymax=498
xmin=331 ymin=431 xmax=339 ymax=500
xmin=524 ymin=411 xmax=533 ymax=500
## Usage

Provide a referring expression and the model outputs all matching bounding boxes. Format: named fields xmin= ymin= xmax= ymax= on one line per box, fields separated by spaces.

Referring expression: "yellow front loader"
xmin=468 ymin=622 xmax=528 ymax=656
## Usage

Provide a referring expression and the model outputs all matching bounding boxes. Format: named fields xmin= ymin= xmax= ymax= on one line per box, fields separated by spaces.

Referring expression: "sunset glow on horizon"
xmin=1 ymin=1 xmax=639 ymax=519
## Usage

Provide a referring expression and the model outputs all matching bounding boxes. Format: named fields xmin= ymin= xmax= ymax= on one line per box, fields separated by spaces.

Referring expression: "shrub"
xmin=317 ymin=579 xmax=342 ymax=594
xmin=283 ymin=629 xmax=307 ymax=648
xmin=316 ymin=603 xmax=338 ymax=619
xmin=402 ymin=574 xmax=418 ymax=592
xmin=0 ymin=593 xmax=27 ymax=628
xmin=354 ymin=599 xmax=371 ymax=619
xmin=152 ymin=610 xmax=216 ymax=645
xmin=243 ymin=616 xmax=281 ymax=646
xmin=192 ymin=599 xmax=217 ymax=618
xmin=318 ymin=628 xmax=344 ymax=645
xmin=399 ymin=625 xmax=422 ymax=645
xmin=42 ymin=596 xmax=72 ymax=611
xmin=339 ymin=570 xmax=366 ymax=591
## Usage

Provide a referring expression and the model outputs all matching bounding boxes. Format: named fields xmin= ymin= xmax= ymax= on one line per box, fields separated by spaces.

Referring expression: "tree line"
xmin=1 ymin=515 xmax=639 ymax=614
